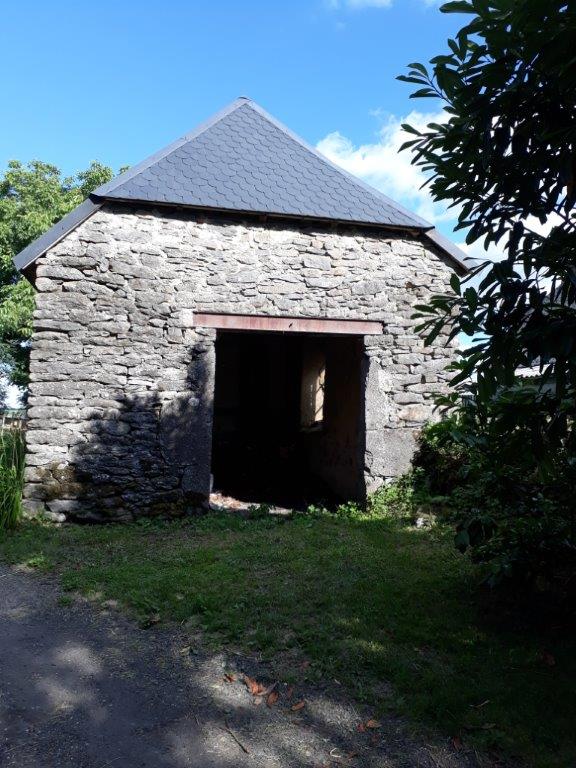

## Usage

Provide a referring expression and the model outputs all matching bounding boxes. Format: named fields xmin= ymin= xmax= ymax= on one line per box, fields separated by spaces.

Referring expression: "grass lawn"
xmin=1 ymin=508 xmax=574 ymax=767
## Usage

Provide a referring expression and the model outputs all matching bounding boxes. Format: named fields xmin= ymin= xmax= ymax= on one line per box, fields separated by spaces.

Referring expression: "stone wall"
xmin=24 ymin=204 xmax=457 ymax=521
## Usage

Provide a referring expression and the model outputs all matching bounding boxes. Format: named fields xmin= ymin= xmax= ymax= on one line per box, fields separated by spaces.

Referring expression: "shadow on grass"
xmin=1 ymin=512 xmax=575 ymax=768
xmin=0 ymin=555 xmax=481 ymax=768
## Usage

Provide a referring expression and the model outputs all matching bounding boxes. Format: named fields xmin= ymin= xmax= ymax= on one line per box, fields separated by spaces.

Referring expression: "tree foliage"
xmin=0 ymin=160 xmax=114 ymax=399
xmin=398 ymin=0 xmax=576 ymax=464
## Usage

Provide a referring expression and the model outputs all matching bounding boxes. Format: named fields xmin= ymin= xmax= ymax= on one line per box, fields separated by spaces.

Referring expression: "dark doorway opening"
xmin=211 ymin=330 xmax=365 ymax=509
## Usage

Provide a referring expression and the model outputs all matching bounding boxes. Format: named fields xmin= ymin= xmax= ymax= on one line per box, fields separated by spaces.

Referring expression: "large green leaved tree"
xmin=399 ymin=0 xmax=576 ymax=590
xmin=0 ymin=160 xmax=114 ymax=403
xmin=399 ymin=0 xmax=576 ymax=463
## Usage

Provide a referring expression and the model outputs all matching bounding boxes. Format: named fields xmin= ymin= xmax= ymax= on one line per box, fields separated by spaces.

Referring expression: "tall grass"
xmin=0 ymin=428 xmax=25 ymax=530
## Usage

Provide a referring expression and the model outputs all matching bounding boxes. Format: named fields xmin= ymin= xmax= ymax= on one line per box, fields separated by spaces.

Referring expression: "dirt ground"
xmin=0 ymin=563 xmax=489 ymax=768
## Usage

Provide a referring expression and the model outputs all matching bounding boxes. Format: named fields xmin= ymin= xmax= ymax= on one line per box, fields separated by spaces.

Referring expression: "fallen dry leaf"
xmin=244 ymin=675 xmax=265 ymax=695
xmin=366 ymin=718 xmax=381 ymax=729
xmin=267 ymin=690 xmax=280 ymax=707
xmin=253 ymin=695 xmax=263 ymax=706
xmin=223 ymin=673 xmax=236 ymax=683
xmin=356 ymin=723 xmax=366 ymax=733
xmin=291 ymin=700 xmax=306 ymax=712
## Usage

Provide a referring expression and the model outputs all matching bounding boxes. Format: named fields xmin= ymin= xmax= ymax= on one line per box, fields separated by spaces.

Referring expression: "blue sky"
xmin=3 ymin=0 xmax=489 ymax=407
xmin=1 ymin=0 xmax=469 ymax=240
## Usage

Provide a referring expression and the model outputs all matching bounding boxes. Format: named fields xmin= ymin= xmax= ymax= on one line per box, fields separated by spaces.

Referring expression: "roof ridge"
xmin=92 ymin=96 xmax=250 ymax=198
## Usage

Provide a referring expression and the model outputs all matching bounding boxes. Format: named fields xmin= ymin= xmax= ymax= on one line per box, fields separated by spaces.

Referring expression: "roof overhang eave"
xmin=97 ymin=194 xmax=429 ymax=232
xmin=15 ymin=198 xmax=103 ymax=277
xmin=422 ymin=228 xmax=471 ymax=275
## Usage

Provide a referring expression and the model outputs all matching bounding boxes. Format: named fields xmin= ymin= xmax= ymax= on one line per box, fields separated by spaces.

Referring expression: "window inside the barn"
xmin=300 ymin=347 xmax=326 ymax=430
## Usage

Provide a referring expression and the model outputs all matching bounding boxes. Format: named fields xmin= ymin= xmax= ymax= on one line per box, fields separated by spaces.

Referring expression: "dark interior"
xmin=211 ymin=330 xmax=365 ymax=508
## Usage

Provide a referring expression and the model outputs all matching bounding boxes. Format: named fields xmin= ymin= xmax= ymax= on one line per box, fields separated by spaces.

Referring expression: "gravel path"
xmin=0 ymin=563 xmax=485 ymax=768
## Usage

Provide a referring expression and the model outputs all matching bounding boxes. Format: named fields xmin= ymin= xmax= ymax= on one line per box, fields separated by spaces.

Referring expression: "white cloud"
xmin=526 ymin=212 xmax=563 ymax=239
xmin=317 ymin=111 xmax=565 ymax=239
xmin=326 ymin=0 xmax=393 ymax=9
xmin=316 ymin=110 xmax=456 ymax=226
xmin=346 ymin=0 xmax=393 ymax=6
xmin=326 ymin=0 xmax=440 ymax=8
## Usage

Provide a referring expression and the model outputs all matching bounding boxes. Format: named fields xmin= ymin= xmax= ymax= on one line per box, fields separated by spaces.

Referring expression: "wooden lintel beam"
xmin=193 ymin=313 xmax=383 ymax=336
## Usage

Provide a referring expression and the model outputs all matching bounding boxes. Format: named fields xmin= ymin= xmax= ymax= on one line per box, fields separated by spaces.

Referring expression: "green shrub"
xmin=0 ymin=428 xmax=25 ymax=530
xmin=412 ymin=389 xmax=576 ymax=601
xmin=368 ymin=471 xmax=428 ymax=517
xmin=412 ymin=419 xmax=469 ymax=496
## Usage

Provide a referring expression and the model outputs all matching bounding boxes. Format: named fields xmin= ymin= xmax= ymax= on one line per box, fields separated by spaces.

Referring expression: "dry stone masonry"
xmin=24 ymin=205 xmax=457 ymax=521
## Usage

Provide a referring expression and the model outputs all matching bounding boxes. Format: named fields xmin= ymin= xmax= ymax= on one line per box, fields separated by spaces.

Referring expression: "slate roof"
xmin=14 ymin=97 xmax=469 ymax=272
xmin=93 ymin=97 xmax=429 ymax=229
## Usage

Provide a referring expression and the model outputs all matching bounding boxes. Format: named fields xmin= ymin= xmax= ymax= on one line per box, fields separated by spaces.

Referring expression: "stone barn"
xmin=14 ymin=97 xmax=468 ymax=522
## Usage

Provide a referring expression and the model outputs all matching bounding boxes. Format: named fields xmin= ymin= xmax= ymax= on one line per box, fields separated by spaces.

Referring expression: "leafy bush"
xmin=0 ymin=427 xmax=25 ymax=530
xmin=412 ymin=388 xmax=576 ymax=600
xmin=368 ymin=471 xmax=439 ymax=519
xmin=411 ymin=418 xmax=468 ymax=497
